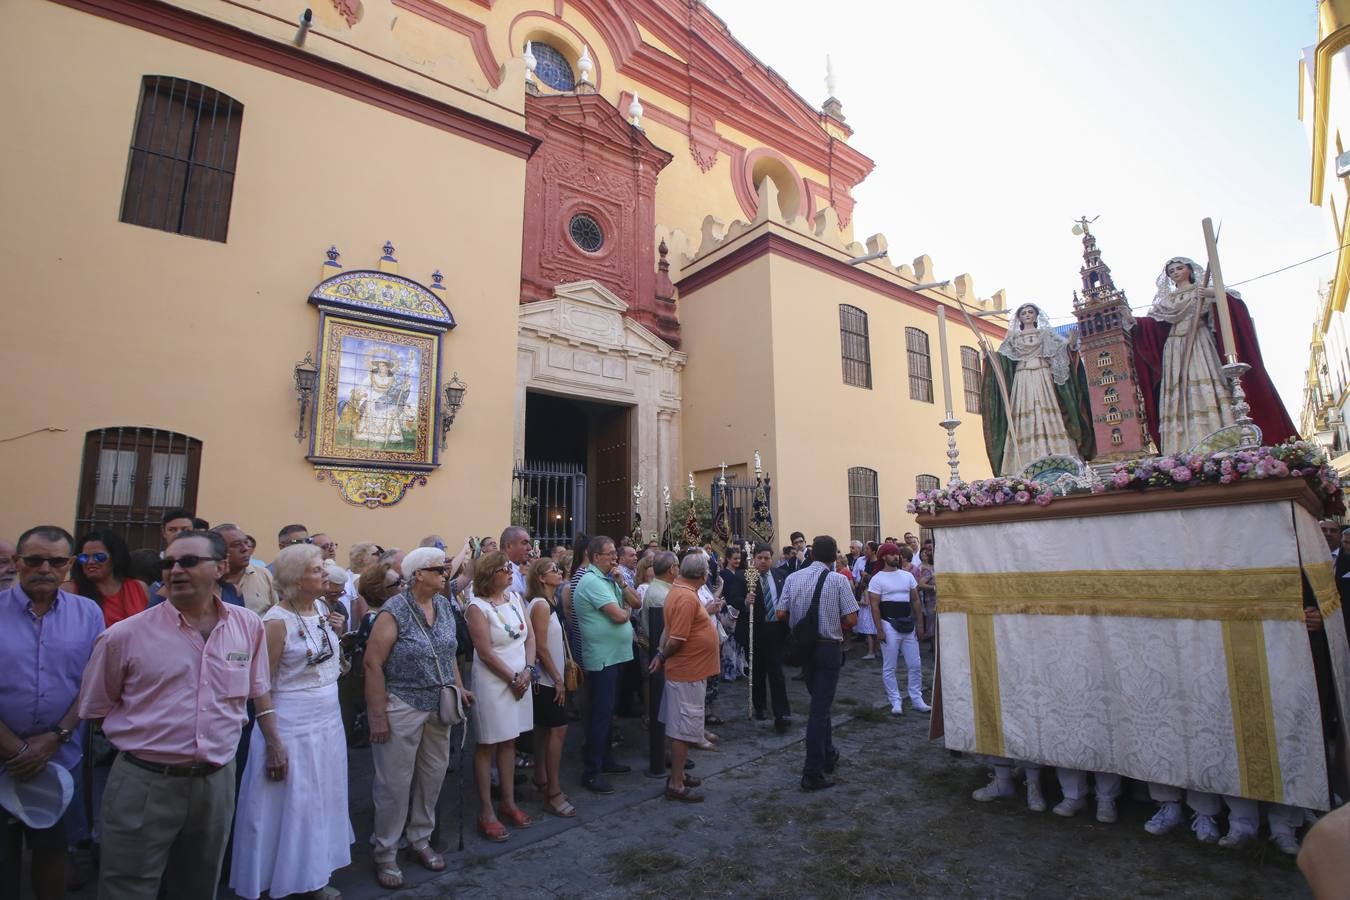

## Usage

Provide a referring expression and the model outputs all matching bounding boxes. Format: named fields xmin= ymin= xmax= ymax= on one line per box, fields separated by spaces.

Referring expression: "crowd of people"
xmin=4 ymin=507 xmax=1345 ymax=898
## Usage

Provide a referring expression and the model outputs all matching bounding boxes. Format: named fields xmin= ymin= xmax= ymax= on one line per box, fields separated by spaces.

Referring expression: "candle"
xmin=1202 ymin=218 xmax=1238 ymax=363
xmin=936 ymin=304 xmax=955 ymax=416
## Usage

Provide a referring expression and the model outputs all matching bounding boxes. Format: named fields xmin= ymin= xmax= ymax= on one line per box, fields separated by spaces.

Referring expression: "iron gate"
xmin=512 ymin=460 xmax=587 ymax=552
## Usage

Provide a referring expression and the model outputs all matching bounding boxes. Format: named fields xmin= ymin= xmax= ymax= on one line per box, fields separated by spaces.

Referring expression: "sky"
xmin=708 ymin=0 xmax=1330 ymax=418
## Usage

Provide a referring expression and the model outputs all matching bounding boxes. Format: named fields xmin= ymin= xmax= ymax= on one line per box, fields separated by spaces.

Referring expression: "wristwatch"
xmin=52 ymin=727 xmax=73 ymax=744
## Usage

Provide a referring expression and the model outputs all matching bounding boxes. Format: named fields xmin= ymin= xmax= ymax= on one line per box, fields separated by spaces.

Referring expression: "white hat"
xmin=0 ymin=764 xmax=74 ymax=829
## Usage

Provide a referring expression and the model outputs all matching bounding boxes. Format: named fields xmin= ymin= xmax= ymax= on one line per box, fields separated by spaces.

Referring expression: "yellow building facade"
xmin=1 ymin=0 xmax=1007 ymax=552
xmin=1299 ymin=0 xmax=1350 ymax=466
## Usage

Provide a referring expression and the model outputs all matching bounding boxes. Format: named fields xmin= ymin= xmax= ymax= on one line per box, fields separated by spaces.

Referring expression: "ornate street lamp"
xmin=441 ymin=372 xmax=468 ymax=449
xmin=293 ymin=352 xmax=318 ymax=442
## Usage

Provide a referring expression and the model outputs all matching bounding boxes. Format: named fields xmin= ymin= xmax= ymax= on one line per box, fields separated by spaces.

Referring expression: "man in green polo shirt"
xmin=573 ymin=535 xmax=640 ymax=793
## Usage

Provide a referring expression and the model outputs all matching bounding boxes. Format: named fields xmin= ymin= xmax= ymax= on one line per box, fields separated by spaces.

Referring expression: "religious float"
xmin=916 ymin=221 xmax=1350 ymax=811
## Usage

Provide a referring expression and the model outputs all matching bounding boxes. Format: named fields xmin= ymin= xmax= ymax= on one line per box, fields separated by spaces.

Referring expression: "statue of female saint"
xmin=1131 ymin=256 xmax=1297 ymax=453
xmin=981 ymin=303 xmax=1095 ymax=476
xmin=1145 ymin=257 xmax=1234 ymax=453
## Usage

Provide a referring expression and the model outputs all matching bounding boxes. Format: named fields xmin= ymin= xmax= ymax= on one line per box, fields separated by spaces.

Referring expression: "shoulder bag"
xmin=783 ymin=570 xmax=830 ymax=668
xmin=408 ymin=596 xmax=466 ymax=728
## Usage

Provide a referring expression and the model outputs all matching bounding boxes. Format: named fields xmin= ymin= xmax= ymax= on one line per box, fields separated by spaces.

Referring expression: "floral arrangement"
xmin=907 ymin=440 xmax=1344 ymax=516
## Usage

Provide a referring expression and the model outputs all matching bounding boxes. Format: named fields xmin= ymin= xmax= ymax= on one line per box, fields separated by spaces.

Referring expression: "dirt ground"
xmin=384 ymin=641 xmax=1309 ymax=900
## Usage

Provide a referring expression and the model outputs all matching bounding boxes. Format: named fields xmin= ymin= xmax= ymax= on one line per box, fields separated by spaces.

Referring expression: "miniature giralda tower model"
xmin=1070 ymin=218 xmax=1153 ymax=459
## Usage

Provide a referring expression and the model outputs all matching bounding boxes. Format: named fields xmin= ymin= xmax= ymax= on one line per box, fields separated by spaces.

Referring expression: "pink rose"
xmin=1090 ymin=482 xmax=1106 ymax=494
xmin=1158 ymin=458 xmax=1176 ymax=471
xmin=1034 ymin=492 xmax=1053 ymax=507
xmin=1014 ymin=490 xmax=1031 ymax=503
xmin=1172 ymin=468 xmax=1191 ymax=482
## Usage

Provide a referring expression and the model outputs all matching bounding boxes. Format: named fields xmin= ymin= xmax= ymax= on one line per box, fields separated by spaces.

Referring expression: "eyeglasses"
xmin=496 ymin=566 xmax=512 ymax=575
xmin=286 ymin=537 xmax=313 ymax=546
xmin=19 ymin=555 xmax=71 ymax=568
xmin=77 ymin=552 xmax=110 ymax=565
xmin=419 ymin=566 xmax=449 ymax=577
xmin=372 ymin=545 xmax=385 ymax=556
xmin=159 ymin=555 xmax=222 ymax=570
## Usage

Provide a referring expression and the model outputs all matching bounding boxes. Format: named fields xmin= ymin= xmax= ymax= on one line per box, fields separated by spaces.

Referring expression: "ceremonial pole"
xmin=935 ymin=305 xmax=962 ymax=486
xmin=949 ymin=296 xmax=1017 ymax=473
xmin=1202 ymin=218 xmax=1254 ymax=426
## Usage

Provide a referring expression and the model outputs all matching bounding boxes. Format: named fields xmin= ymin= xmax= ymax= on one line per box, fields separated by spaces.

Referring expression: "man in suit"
xmin=736 ymin=543 xmax=791 ymax=732
xmin=776 ymin=532 xmax=808 ymax=576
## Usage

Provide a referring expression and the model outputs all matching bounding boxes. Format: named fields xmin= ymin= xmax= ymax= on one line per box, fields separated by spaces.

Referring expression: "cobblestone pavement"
xmin=357 ymin=641 xmax=1308 ymax=900
xmin=52 ymin=640 xmax=1309 ymax=899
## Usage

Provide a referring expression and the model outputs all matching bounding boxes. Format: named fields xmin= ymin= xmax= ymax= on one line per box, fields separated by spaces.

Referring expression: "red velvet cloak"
xmin=1132 ymin=293 xmax=1297 ymax=451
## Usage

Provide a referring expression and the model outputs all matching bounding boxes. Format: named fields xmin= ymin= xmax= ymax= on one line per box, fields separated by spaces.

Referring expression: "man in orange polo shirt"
xmin=648 ymin=551 xmax=720 ymax=802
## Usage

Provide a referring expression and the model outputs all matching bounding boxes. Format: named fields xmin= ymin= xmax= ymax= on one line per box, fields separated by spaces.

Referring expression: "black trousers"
xmin=751 ymin=621 xmax=791 ymax=719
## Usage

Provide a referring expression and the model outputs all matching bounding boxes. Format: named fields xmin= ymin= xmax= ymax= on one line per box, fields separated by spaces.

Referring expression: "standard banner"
xmin=934 ymin=498 xmax=1342 ymax=810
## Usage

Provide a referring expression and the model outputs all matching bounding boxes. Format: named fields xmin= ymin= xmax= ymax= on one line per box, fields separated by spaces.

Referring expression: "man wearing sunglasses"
xmin=80 ymin=529 xmax=283 ymax=899
xmin=0 ymin=525 xmax=105 ymax=900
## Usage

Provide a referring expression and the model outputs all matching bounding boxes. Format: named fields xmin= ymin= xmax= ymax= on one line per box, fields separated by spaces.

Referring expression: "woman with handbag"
xmin=466 ymin=550 xmax=536 ymax=841
xmin=866 ymin=543 xmax=930 ymax=716
xmin=230 ymin=543 xmax=352 ymax=900
xmin=526 ymin=557 xmax=576 ymax=818
xmin=363 ymin=547 xmax=472 ymax=891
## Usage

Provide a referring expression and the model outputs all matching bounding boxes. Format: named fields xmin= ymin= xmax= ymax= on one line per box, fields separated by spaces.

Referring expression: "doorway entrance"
xmin=516 ymin=390 xmax=632 ymax=548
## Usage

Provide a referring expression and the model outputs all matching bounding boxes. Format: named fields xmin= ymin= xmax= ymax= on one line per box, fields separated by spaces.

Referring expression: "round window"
xmin=568 ymin=214 xmax=604 ymax=252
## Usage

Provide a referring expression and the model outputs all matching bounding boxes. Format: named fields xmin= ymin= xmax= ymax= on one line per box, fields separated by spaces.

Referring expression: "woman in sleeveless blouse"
xmin=466 ymin=551 xmax=536 ymax=841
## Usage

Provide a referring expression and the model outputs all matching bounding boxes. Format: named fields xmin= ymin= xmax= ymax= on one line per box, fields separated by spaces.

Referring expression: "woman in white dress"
xmin=1149 ymin=256 xmax=1235 ymax=453
xmin=230 ymin=543 xmax=352 ymax=900
xmin=466 ymin=550 xmax=536 ymax=842
xmin=993 ymin=303 xmax=1083 ymax=474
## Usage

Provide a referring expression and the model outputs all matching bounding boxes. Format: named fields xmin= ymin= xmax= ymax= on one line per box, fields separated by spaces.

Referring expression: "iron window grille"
xmin=839 ymin=304 xmax=872 ymax=388
xmin=960 ymin=346 xmax=982 ymax=414
xmin=906 ymin=327 xmax=934 ymax=403
xmin=848 ymin=466 xmax=880 ymax=545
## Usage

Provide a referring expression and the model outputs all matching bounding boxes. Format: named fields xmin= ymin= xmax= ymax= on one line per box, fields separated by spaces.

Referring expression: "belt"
xmin=121 ymin=752 xmax=224 ymax=778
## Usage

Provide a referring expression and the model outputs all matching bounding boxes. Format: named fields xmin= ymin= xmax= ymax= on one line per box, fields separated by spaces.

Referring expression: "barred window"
xmin=960 ymin=346 xmax=981 ymax=414
xmin=839 ymin=304 xmax=872 ymax=388
xmin=1111 ymin=427 xmax=1123 ymax=446
xmin=1097 ymin=350 xmax=1113 ymax=367
xmin=906 ymin=327 xmax=933 ymax=402
xmin=915 ymin=474 xmax=940 ymax=493
xmin=1100 ymin=369 xmax=1116 ymax=385
xmin=76 ymin=427 xmax=203 ymax=551
xmin=120 ymin=76 xmax=243 ymax=242
xmin=848 ymin=467 xmax=880 ymax=545
xmin=1106 ymin=406 xmax=1122 ymax=423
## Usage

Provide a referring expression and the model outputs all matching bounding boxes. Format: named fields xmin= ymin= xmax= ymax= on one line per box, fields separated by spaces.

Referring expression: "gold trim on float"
xmin=940 ymin=569 xmax=1303 ymax=622
xmin=966 ymin=614 xmax=1004 ymax=758
xmin=1221 ymin=621 xmax=1282 ymax=803
xmin=1304 ymin=564 xmax=1343 ymax=619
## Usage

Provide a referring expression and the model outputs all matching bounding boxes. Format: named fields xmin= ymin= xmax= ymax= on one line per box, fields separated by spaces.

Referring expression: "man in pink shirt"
xmin=79 ymin=530 xmax=285 ymax=899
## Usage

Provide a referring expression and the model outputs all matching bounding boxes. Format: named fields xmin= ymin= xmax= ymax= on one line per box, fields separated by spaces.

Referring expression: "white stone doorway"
xmin=515 ymin=280 xmax=685 ymax=538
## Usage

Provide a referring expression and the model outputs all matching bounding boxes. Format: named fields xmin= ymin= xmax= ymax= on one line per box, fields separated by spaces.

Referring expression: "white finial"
xmin=628 ymin=90 xmax=644 ymax=127
xmin=578 ymin=44 xmax=593 ymax=85
xmin=825 ymin=54 xmax=836 ymax=99
xmin=523 ymin=41 xmax=537 ymax=84
xmin=753 ymin=450 xmax=762 ymax=477
xmin=687 ymin=472 xmax=696 ymax=501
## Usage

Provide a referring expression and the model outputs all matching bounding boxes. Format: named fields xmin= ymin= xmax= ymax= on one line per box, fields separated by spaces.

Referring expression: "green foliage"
xmin=510 ymin=495 xmax=537 ymax=528
xmin=668 ymin=490 xmax=712 ymax=545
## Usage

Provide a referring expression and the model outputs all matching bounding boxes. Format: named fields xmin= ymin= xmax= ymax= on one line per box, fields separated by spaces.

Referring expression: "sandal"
xmin=406 ymin=844 xmax=446 ymax=872
xmin=374 ymin=862 xmax=403 ymax=890
xmin=545 ymin=791 xmax=577 ymax=818
xmin=499 ymin=804 xmax=533 ymax=828
xmin=477 ymin=816 xmax=510 ymax=842
xmin=703 ymin=730 xmax=721 ymax=743
xmin=531 ymin=780 xmax=549 ymax=797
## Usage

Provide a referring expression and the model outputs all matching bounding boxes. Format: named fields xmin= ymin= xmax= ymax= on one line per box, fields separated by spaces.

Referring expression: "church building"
xmin=2 ymin=0 xmax=1009 ymax=550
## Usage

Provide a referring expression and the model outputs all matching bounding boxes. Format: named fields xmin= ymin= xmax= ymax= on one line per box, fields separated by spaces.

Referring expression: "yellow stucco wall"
xmin=0 ymin=1 xmax=526 ymax=550
xmin=679 ymin=226 xmax=995 ymax=542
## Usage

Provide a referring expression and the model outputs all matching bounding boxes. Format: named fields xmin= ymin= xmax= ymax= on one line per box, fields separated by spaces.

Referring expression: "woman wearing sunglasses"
xmin=68 ymin=529 xmax=147 ymax=627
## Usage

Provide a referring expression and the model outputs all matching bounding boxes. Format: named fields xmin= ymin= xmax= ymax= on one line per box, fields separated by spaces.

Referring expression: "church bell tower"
xmin=1071 ymin=218 xmax=1153 ymax=459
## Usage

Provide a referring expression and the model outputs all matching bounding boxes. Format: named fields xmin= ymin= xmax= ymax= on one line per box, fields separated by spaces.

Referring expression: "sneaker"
xmin=1096 ymin=797 xmax=1119 ymax=824
xmin=1270 ymin=828 xmax=1300 ymax=856
xmin=1052 ymin=797 xmax=1087 ymax=818
xmin=910 ymin=699 xmax=932 ymax=714
xmin=601 ymin=761 xmax=632 ymax=775
xmin=581 ymin=775 xmax=615 ymax=795
xmin=1026 ymin=779 xmax=1047 ymax=813
xmin=1144 ymin=802 xmax=1184 ymax=836
xmin=972 ymin=777 xmax=1015 ymax=802
xmin=800 ymin=774 xmax=836 ymax=791
xmin=1191 ymin=814 xmax=1220 ymax=844
xmin=861 ymin=654 xmax=877 ymax=661
xmin=1218 ymin=824 xmax=1257 ymax=850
